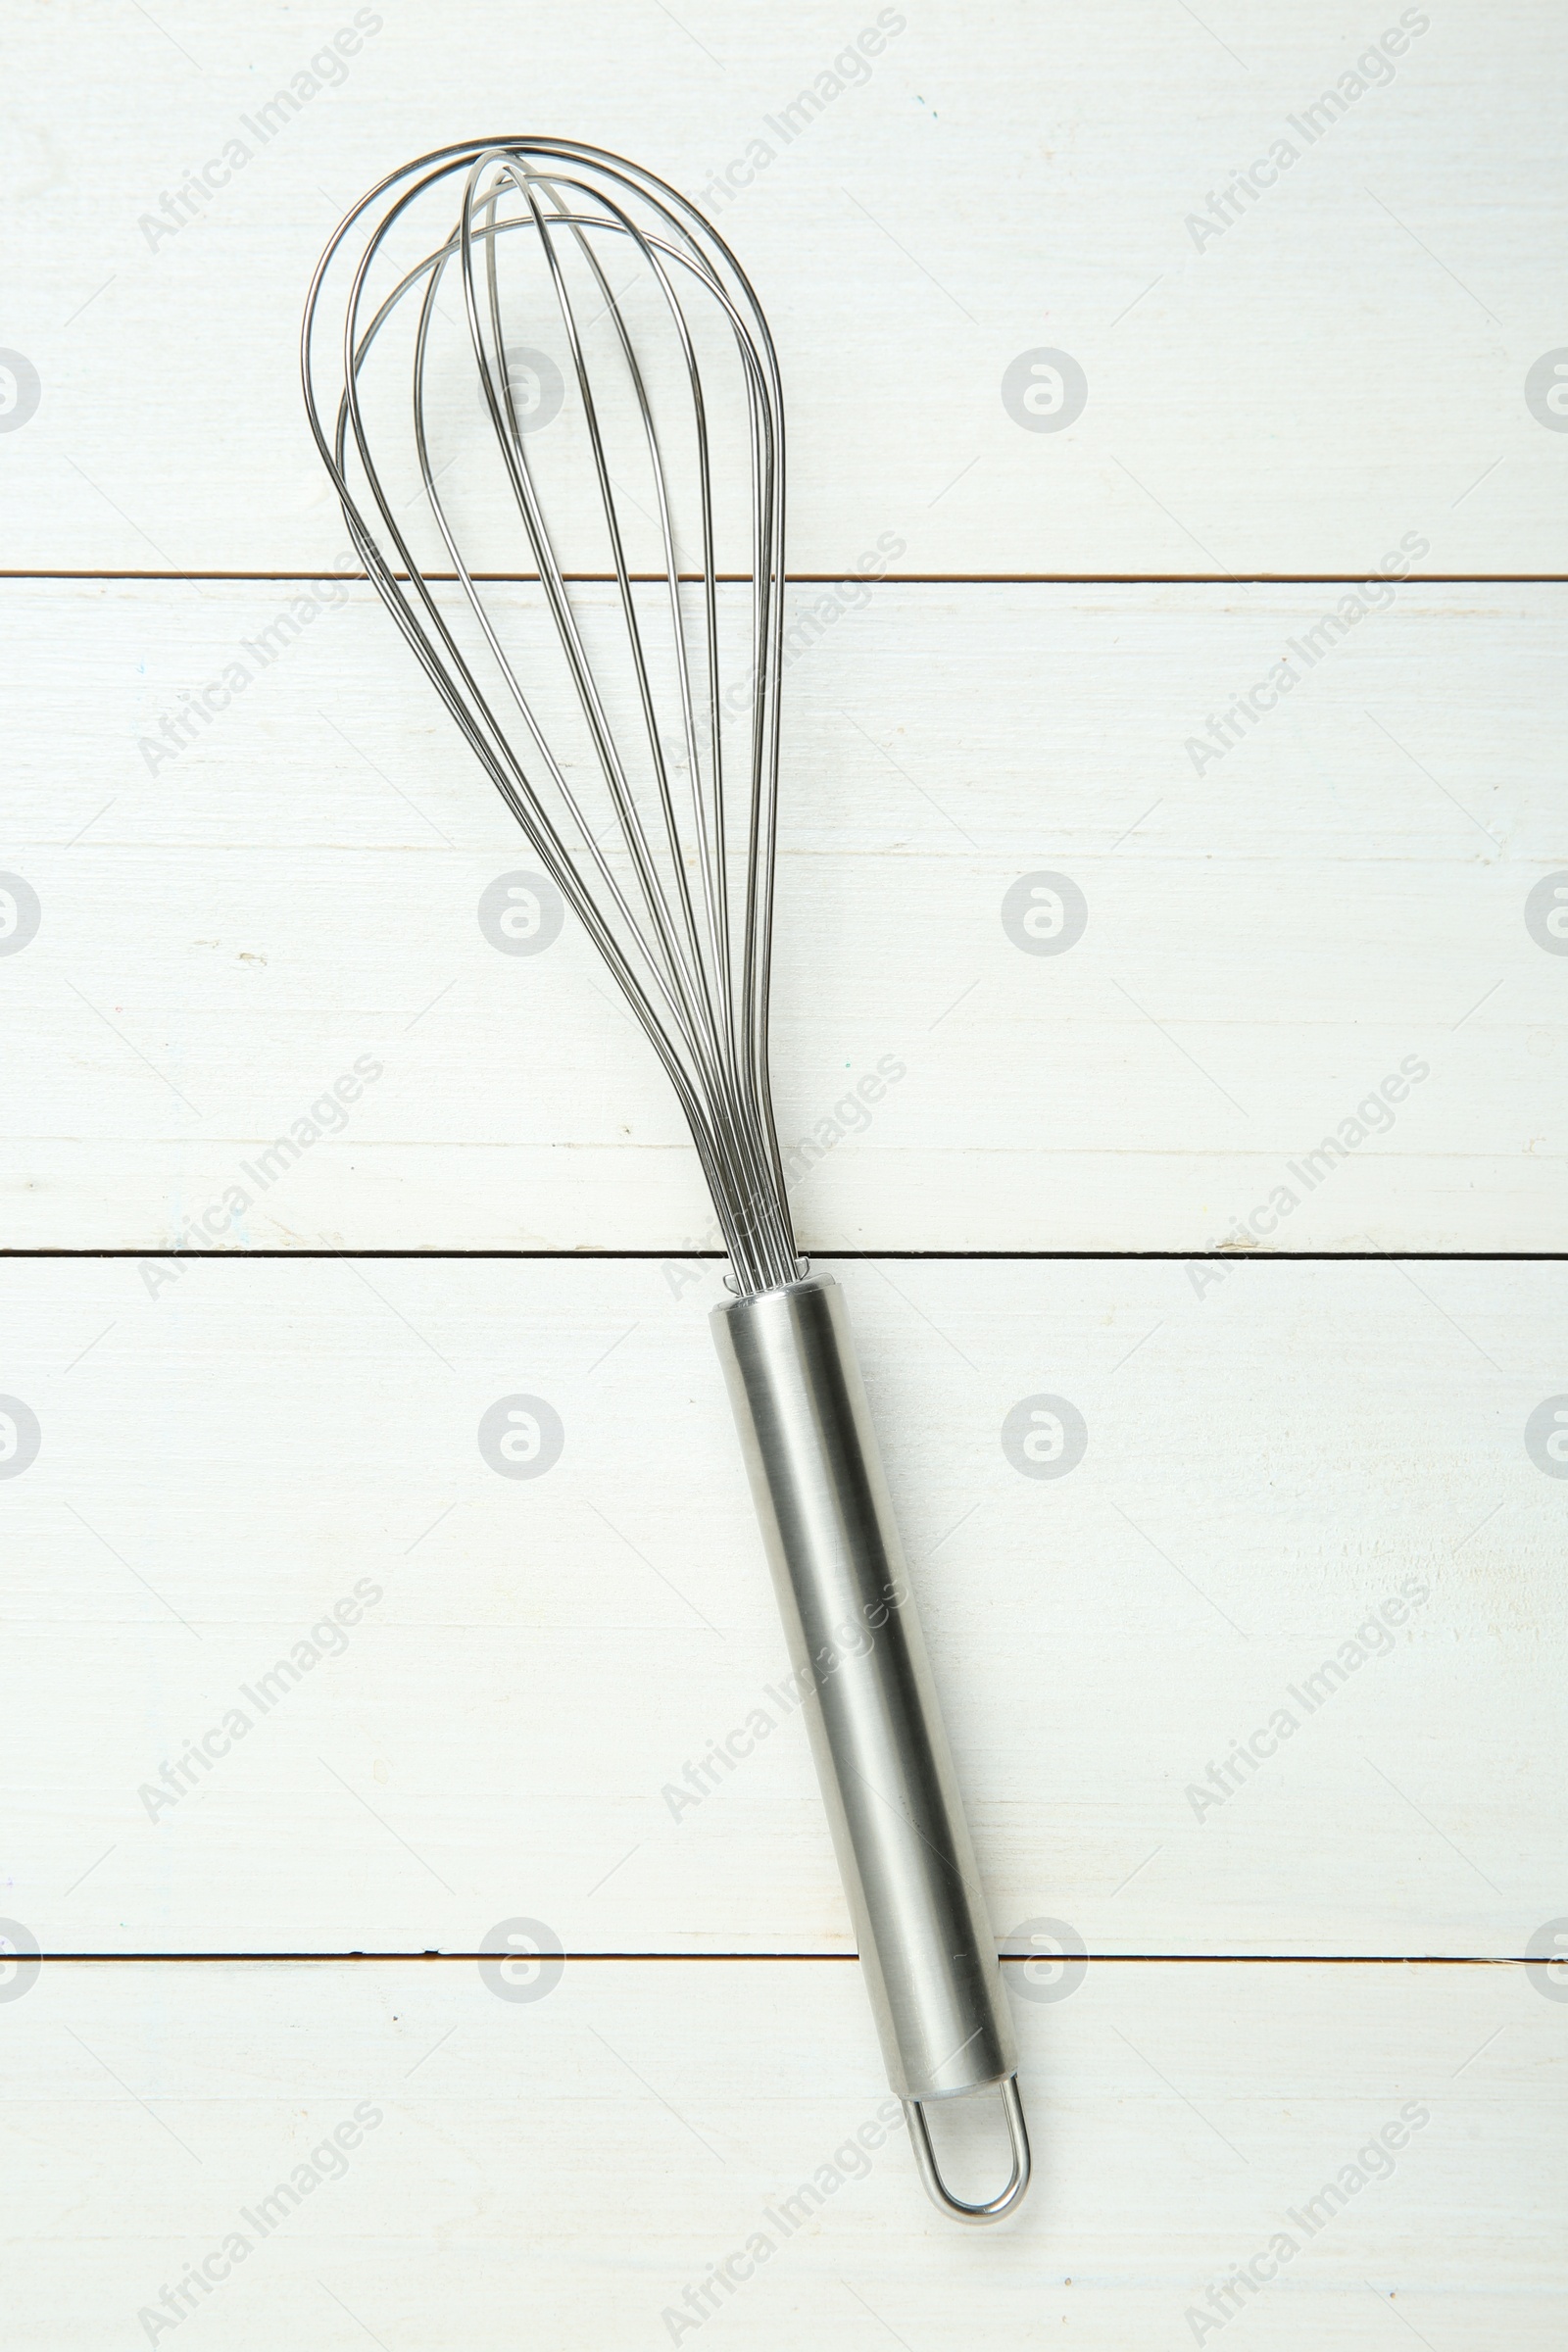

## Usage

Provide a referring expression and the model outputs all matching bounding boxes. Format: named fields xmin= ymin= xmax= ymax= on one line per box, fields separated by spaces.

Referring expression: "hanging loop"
xmin=904 ymin=2073 xmax=1032 ymax=2226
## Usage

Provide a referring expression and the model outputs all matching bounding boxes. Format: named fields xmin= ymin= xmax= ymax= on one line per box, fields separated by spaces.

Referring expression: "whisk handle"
xmin=710 ymin=1273 xmax=1017 ymax=2108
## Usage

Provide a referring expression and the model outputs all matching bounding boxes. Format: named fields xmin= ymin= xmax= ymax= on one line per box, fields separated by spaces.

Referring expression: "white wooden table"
xmin=2 ymin=5 xmax=1564 ymax=2345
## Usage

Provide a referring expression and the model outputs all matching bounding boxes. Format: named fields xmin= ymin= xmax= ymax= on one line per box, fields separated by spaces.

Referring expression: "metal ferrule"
xmin=710 ymin=1273 xmax=1018 ymax=2116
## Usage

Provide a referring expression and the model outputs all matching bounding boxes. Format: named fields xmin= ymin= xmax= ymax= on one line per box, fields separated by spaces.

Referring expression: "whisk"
xmin=303 ymin=138 xmax=1029 ymax=2223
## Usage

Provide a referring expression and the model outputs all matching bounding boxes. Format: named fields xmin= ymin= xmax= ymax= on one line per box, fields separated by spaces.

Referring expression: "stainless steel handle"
xmin=710 ymin=1271 xmax=1029 ymax=2222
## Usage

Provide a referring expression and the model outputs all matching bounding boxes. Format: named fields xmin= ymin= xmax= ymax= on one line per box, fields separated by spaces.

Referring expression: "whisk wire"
xmin=303 ymin=139 xmax=802 ymax=1291
xmin=342 ymin=220 xmax=766 ymax=1271
xmin=457 ymin=172 xmax=782 ymax=1272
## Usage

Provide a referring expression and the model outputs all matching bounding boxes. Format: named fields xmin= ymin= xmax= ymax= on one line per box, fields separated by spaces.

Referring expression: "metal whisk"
xmin=303 ymin=138 xmax=1029 ymax=2223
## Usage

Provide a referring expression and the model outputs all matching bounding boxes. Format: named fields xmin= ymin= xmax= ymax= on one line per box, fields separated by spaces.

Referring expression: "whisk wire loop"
xmin=303 ymin=140 xmax=801 ymax=1292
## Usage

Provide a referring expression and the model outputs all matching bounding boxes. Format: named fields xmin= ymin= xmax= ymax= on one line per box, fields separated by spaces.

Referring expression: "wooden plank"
xmin=3 ymin=1957 xmax=1559 ymax=2347
xmin=3 ymin=1256 xmax=1559 ymax=1957
xmin=4 ymin=580 xmax=1563 ymax=1251
xmin=3 ymin=3 xmax=1565 ymax=572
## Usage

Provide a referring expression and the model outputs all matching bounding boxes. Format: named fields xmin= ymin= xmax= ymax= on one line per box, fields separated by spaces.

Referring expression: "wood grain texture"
xmin=3 ymin=1257 xmax=1560 ymax=1958
xmin=3 ymin=2 xmax=1565 ymax=572
xmin=4 ymin=1958 xmax=1561 ymax=2349
xmin=4 ymin=581 xmax=1563 ymax=1251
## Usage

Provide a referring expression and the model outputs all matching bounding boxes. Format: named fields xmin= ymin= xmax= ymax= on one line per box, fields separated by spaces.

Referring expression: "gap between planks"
xmin=31 ymin=1953 xmax=1529 ymax=1967
xmin=4 ymin=1249 xmax=1562 ymax=1264
xmin=3 ymin=570 xmax=1565 ymax=586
